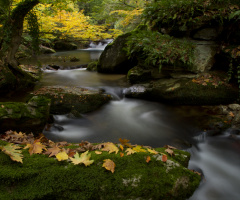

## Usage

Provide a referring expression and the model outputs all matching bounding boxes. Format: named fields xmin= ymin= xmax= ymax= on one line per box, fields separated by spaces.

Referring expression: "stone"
xmin=228 ymin=104 xmax=240 ymax=111
xmin=192 ymin=28 xmax=220 ymax=41
xmin=39 ymin=45 xmax=56 ymax=54
xmin=0 ymin=96 xmax=51 ymax=134
xmin=31 ymin=86 xmax=112 ymax=114
xmin=54 ymin=41 xmax=78 ymax=51
xmin=97 ymin=32 xmax=137 ymax=74
xmin=127 ymin=66 xmax=152 ymax=84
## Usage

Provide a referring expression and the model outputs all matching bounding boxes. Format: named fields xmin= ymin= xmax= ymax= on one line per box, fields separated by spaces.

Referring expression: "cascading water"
xmin=19 ymin=41 xmax=240 ymax=200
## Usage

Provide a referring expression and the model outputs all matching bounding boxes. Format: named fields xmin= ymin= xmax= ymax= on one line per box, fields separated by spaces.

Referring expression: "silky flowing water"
xmin=20 ymin=41 xmax=240 ymax=200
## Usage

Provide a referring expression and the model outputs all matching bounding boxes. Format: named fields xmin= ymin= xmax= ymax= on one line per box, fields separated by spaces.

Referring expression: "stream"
xmin=20 ymin=41 xmax=240 ymax=200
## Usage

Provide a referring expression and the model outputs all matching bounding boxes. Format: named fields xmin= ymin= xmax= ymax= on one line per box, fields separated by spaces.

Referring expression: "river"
xmin=20 ymin=41 xmax=240 ymax=200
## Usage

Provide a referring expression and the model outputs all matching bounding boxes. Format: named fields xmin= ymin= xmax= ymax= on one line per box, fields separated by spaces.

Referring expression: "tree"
xmin=0 ymin=0 xmax=40 ymax=93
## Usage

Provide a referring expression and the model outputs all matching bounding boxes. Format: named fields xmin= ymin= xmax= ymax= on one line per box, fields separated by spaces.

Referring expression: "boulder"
xmin=31 ymin=86 xmax=112 ymax=115
xmin=0 ymin=140 xmax=201 ymax=200
xmin=97 ymin=32 xmax=137 ymax=74
xmin=0 ymin=96 xmax=51 ymax=134
xmin=39 ymin=45 xmax=56 ymax=54
xmin=125 ymin=76 xmax=238 ymax=105
xmin=54 ymin=41 xmax=78 ymax=51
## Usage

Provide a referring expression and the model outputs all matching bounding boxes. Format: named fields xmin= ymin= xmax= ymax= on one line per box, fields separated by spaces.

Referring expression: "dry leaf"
xmin=102 ymin=159 xmax=115 ymax=173
xmin=101 ymin=142 xmax=119 ymax=154
xmin=125 ymin=148 xmax=136 ymax=155
xmin=56 ymin=151 xmax=69 ymax=161
xmin=119 ymin=145 xmax=124 ymax=151
xmin=119 ymin=138 xmax=132 ymax=147
xmin=44 ymin=145 xmax=61 ymax=157
xmin=164 ymin=145 xmax=177 ymax=149
xmin=229 ymin=111 xmax=235 ymax=117
xmin=70 ymin=151 xmax=94 ymax=166
xmin=146 ymin=156 xmax=151 ymax=163
xmin=0 ymin=143 xmax=23 ymax=163
xmin=147 ymin=148 xmax=158 ymax=154
xmin=162 ymin=154 xmax=168 ymax=162
xmin=132 ymin=145 xmax=146 ymax=152
xmin=95 ymin=151 xmax=102 ymax=155
xmin=165 ymin=148 xmax=175 ymax=156
xmin=24 ymin=142 xmax=46 ymax=155
xmin=120 ymin=152 xmax=124 ymax=157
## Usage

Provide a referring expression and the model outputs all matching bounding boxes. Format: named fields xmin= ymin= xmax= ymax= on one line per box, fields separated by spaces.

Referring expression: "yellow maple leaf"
xmin=102 ymin=159 xmax=115 ymax=173
xmin=56 ymin=151 xmax=69 ymax=161
xmin=101 ymin=142 xmax=119 ymax=154
xmin=119 ymin=144 xmax=124 ymax=151
xmin=125 ymin=148 xmax=136 ymax=155
xmin=0 ymin=143 xmax=23 ymax=163
xmin=147 ymin=148 xmax=158 ymax=155
xmin=24 ymin=142 xmax=46 ymax=155
xmin=70 ymin=151 xmax=94 ymax=166
xmin=132 ymin=145 xmax=146 ymax=152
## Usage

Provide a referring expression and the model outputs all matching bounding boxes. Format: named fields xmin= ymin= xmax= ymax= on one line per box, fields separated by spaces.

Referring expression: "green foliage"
xmin=143 ymin=0 xmax=240 ymax=32
xmin=124 ymin=30 xmax=195 ymax=70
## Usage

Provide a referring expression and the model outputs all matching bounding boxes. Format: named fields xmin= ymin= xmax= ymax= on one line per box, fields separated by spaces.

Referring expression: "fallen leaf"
xmin=95 ymin=151 xmax=102 ymax=155
xmin=70 ymin=151 xmax=94 ymax=166
xmin=146 ymin=156 xmax=151 ymax=163
xmin=68 ymin=149 xmax=76 ymax=157
xmin=190 ymin=169 xmax=201 ymax=176
xmin=56 ymin=151 xmax=69 ymax=161
xmin=1 ymin=105 xmax=4 ymax=108
xmin=162 ymin=154 xmax=168 ymax=162
xmin=119 ymin=145 xmax=124 ymax=151
xmin=164 ymin=145 xmax=177 ymax=149
xmin=132 ymin=145 xmax=146 ymax=152
xmin=229 ymin=111 xmax=235 ymax=117
xmin=165 ymin=148 xmax=175 ymax=156
xmin=125 ymin=148 xmax=136 ymax=155
xmin=147 ymin=148 xmax=158 ymax=154
xmin=120 ymin=152 xmax=124 ymax=157
xmin=44 ymin=145 xmax=61 ymax=157
xmin=119 ymin=138 xmax=132 ymax=147
xmin=24 ymin=142 xmax=46 ymax=155
xmin=0 ymin=143 xmax=23 ymax=163
xmin=101 ymin=142 xmax=119 ymax=154
xmin=102 ymin=159 xmax=115 ymax=173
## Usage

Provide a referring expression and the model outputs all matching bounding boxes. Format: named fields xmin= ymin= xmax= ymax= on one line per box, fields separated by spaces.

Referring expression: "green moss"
xmin=0 ymin=142 xmax=201 ymax=200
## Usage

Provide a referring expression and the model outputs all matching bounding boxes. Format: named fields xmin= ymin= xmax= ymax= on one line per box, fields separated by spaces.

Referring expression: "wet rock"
xmin=97 ymin=32 xmax=137 ymax=74
xmin=31 ymin=86 xmax=112 ymax=114
xmin=0 ymin=96 xmax=51 ymax=134
xmin=54 ymin=41 xmax=78 ymax=51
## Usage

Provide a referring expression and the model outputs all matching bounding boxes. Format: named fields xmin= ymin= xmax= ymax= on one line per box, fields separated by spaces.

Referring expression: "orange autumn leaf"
xmin=119 ymin=138 xmax=132 ymax=148
xmin=24 ymin=142 xmax=46 ymax=155
xmin=102 ymin=159 xmax=115 ymax=173
xmin=229 ymin=111 xmax=235 ymax=117
xmin=120 ymin=152 xmax=124 ymax=157
xmin=119 ymin=145 xmax=124 ymax=151
xmin=146 ymin=156 xmax=151 ymax=163
xmin=162 ymin=154 xmax=168 ymax=162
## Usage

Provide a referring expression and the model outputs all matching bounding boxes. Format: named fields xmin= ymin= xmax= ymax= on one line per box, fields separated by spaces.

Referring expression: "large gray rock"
xmin=0 ymin=96 xmax=51 ymax=134
xmin=97 ymin=33 xmax=137 ymax=74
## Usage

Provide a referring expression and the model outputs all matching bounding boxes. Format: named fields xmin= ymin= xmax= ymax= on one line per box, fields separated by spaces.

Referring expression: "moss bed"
xmin=0 ymin=139 xmax=201 ymax=200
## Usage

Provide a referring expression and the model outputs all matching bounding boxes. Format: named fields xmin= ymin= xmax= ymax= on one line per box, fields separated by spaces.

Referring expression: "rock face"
xmin=97 ymin=32 xmax=137 ymax=74
xmin=0 ymin=96 xmax=51 ymax=134
xmin=32 ymin=86 xmax=112 ymax=115
xmin=0 ymin=140 xmax=201 ymax=200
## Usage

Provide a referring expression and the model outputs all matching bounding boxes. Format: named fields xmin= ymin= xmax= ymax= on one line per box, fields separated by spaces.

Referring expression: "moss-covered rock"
xmin=97 ymin=32 xmax=137 ymax=74
xmin=0 ymin=141 xmax=201 ymax=200
xmin=125 ymin=75 xmax=238 ymax=105
xmin=54 ymin=41 xmax=78 ymax=51
xmin=127 ymin=66 xmax=152 ymax=84
xmin=87 ymin=61 xmax=98 ymax=71
xmin=0 ymin=96 xmax=50 ymax=134
xmin=32 ymin=86 xmax=112 ymax=115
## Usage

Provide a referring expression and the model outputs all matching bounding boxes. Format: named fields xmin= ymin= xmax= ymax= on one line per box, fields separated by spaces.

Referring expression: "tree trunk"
xmin=0 ymin=0 xmax=39 ymax=93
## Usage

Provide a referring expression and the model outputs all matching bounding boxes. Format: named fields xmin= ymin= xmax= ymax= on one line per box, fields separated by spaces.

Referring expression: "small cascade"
xmin=87 ymin=39 xmax=113 ymax=51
